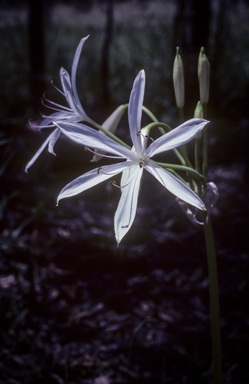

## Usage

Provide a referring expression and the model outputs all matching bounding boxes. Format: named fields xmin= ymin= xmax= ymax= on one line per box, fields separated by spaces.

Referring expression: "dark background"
xmin=0 ymin=0 xmax=249 ymax=383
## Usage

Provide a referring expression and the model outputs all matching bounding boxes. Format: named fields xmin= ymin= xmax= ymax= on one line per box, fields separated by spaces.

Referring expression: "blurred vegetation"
xmin=1 ymin=0 xmax=249 ymax=124
xmin=0 ymin=1 xmax=249 ymax=382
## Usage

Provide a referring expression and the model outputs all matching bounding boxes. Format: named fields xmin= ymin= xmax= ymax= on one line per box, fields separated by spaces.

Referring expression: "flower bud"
xmin=91 ymin=105 xmax=126 ymax=162
xmin=194 ymin=101 xmax=203 ymax=119
xmin=198 ymin=47 xmax=210 ymax=104
xmin=173 ymin=47 xmax=185 ymax=109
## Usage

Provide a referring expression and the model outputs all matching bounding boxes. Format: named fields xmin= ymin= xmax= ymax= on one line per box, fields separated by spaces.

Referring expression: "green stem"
xmin=202 ymin=103 xmax=208 ymax=179
xmin=151 ymin=160 xmax=204 ymax=181
xmin=195 ymin=137 xmax=201 ymax=173
xmin=179 ymin=106 xmax=184 ymax=124
xmin=91 ymin=120 xmax=131 ymax=150
xmin=203 ymin=127 xmax=208 ymax=180
xmin=203 ymin=220 xmax=222 ymax=384
xmin=142 ymin=106 xmax=158 ymax=123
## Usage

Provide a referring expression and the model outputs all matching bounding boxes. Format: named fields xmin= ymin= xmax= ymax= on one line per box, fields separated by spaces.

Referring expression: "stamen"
xmin=41 ymin=98 xmax=70 ymax=113
xmin=96 ymin=167 xmax=119 ymax=176
xmin=108 ymin=180 xmax=130 ymax=189
xmin=85 ymin=146 xmax=121 ymax=159
xmin=108 ymin=180 xmax=116 ymax=186
xmin=43 ymin=93 xmax=72 ymax=112
xmin=51 ymin=79 xmax=65 ymax=96
xmin=146 ymin=136 xmax=156 ymax=157
xmin=28 ymin=119 xmax=53 ymax=129
xmin=136 ymin=130 xmax=149 ymax=149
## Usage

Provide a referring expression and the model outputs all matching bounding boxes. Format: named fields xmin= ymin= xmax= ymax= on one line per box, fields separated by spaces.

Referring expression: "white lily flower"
xmin=55 ymin=70 xmax=209 ymax=245
xmin=25 ymin=36 xmax=92 ymax=172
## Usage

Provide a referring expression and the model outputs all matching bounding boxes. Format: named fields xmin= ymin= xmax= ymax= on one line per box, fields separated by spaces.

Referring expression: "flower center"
xmin=139 ymin=158 xmax=146 ymax=168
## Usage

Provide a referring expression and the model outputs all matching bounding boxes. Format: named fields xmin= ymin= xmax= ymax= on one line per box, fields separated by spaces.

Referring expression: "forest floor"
xmin=0 ymin=118 xmax=249 ymax=384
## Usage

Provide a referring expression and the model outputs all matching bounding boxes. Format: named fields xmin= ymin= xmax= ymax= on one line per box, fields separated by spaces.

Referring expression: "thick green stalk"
xmin=91 ymin=120 xmax=131 ymax=150
xmin=203 ymin=220 xmax=222 ymax=384
xmin=195 ymin=137 xmax=201 ymax=173
xmin=202 ymin=103 xmax=208 ymax=179
xmin=151 ymin=160 xmax=204 ymax=181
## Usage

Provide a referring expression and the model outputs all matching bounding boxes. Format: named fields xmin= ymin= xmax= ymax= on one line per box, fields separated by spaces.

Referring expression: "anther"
xmin=108 ymin=180 xmax=116 ymax=186
xmin=97 ymin=167 xmax=102 ymax=174
xmin=136 ymin=130 xmax=141 ymax=136
xmin=85 ymin=146 xmax=89 ymax=151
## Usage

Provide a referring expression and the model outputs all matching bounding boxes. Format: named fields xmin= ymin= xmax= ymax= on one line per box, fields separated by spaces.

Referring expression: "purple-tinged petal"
xmin=128 ymin=70 xmax=145 ymax=157
xmin=146 ymin=162 xmax=206 ymax=210
xmin=25 ymin=130 xmax=56 ymax=173
xmin=57 ymin=160 xmax=135 ymax=204
xmin=55 ymin=121 xmax=138 ymax=160
xmin=48 ymin=128 xmax=61 ymax=155
xmin=114 ymin=165 xmax=143 ymax=245
xmin=71 ymin=35 xmax=89 ymax=109
xmin=146 ymin=118 xmax=209 ymax=158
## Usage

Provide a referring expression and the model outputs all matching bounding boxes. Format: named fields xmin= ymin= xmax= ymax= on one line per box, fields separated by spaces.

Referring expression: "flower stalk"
xmin=203 ymin=220 xmax=223 ymax=384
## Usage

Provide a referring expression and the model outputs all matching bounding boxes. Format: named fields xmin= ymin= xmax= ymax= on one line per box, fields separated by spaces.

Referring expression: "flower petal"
xmin=40 ymin=112 xmax=74 ymax=128
xmin=60 ymin=68 xmax=81 ymax=113
xmin=71 ymin=35 xmax=89 ymax=110
xmin=114 ymin=165 xmax=143 ymax=245
xmin=48 ymin=128 xmax=61 ymax=155
xmin=25 ymin=130 xmax=56 ymax=173
xmin=60 ymin=67 xmax=72 ymax=98
xmin=55 ymin=121 xmax=138 ymax=160
xmin=91 ymin=105 xmax=127 ymax=162
xmin=146 ymin=162 xmax=206 ymax=210
xmin=128 ymin=70 xmax=145 ymax=157
xmin=146 ymin=118 xmax=209 ymax=158
xmin=57 ymin=160 xmax=135 ymax=203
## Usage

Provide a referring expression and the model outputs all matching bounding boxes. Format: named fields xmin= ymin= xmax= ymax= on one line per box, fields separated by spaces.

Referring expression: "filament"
xmin=84 ymin=146 xmax=121 ymax=159
xmin=51 ymin=79 xmax=65 ymax=96
xmin=28 ymin=119 xmax=53 ymax=129
xmin=108 ymin=180 xmax=130 ymax=189
xmin=43 ymin=93 xmax=72 ymax=112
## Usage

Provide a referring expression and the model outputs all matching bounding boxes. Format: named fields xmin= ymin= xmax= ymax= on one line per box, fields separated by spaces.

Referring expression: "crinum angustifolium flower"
xmin=55 ymin=70 xmax=209 ymax=245
xmin=25 ymin=36 xmax=91 ymax=172
xmin=25 ymin=36 xmax=126 ymax=173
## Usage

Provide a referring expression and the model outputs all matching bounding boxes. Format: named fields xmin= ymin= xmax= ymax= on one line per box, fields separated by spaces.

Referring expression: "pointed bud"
xmin=194 ymin=101 xmax=203 ymax=119
xmin=198 ymin=47 xmax=210 ymax=104
xmin=173 ymin=47 xmax=185 ymax=109
xmin=91 ymin=105 xmax=126 ymax=162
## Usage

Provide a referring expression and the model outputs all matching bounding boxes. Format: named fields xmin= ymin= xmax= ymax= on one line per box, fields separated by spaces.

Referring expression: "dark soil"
xmin=0 ymin=119 xmax=249 ymax=384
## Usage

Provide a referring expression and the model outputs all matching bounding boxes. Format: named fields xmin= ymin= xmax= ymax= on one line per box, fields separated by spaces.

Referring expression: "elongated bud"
xmin=194 ymin=101 xmax=203 ymax=139
xmin=198 ymin=47 xmax=210 ymax=104
xmin=194 ymin=101 xmax=203 ymax=119
xmin=173 ymin=47 xmax=185 ymax=109
xmin=91 ymin=105 xmax=127 ymax=162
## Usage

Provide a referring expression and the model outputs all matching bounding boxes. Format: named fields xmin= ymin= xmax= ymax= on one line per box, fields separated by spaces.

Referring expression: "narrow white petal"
xmin=55 ymin=121 xmax=138 ymax=160
xmin=147 ymin=162 xmax=206 ymax=210
xmin=71 ymin=36 xmax=89 ymax=109
xmin=114 ymin=165 xmax=143 ymax=245
xmin=48 ymin=128 xmax=61 ymax=155
xmin=40 ymin=112 xmax=74 ymax=127
xmin=60 ymin=67 xmax=72 ymax=97
xmin=57 ymin=160 xmax=135 ymax=203
xmin=25 ymin=130 xmax=56 ymax=173
xmin=128 ymin=70 xmax=145 ymax=157
xmin=146 ymin=118 xmax=209 ymax=157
